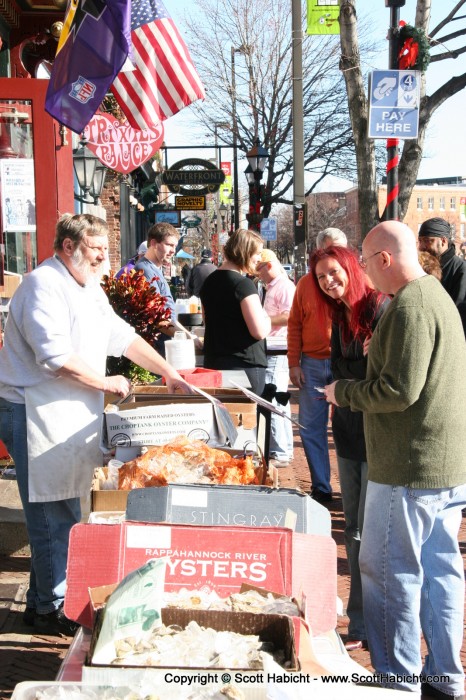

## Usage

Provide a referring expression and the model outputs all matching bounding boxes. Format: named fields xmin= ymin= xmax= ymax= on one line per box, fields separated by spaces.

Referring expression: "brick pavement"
xmin=0 ymin=392 xmax=465 ymax=698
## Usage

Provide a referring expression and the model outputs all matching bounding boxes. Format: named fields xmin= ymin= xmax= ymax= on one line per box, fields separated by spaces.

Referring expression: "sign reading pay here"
xmin=368 ymin=70 xmax=420 ymax=140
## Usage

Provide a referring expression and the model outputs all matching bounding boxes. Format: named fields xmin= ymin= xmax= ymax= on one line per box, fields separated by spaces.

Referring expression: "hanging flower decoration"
xmin=101 ymin=269 xmax=172 ymax=383
xmin=398 ymin=21 xmax=431 ymax=72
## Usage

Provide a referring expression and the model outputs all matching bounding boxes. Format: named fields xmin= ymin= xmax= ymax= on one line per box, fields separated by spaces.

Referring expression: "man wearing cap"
xmin=115 ymin=240 xmax=147 ymax=279
xmin=418 ymin=217 xmax=466 ymax=307
xmin=186 ymin=249 xmax=217 ymax=297
xmin=256 ymin=250 xmax=296 ymax=465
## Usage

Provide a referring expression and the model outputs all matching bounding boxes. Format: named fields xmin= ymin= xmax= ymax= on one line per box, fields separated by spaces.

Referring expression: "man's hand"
xmin=289 ymin=366 xmax=305 ymax=389
xmin=324 ymin=381 xmax=340 ymax=406
xmin=166 ymin=377 xmax=195 ymax=394
xmin=103 ymin=375 xmax=132 ymax=398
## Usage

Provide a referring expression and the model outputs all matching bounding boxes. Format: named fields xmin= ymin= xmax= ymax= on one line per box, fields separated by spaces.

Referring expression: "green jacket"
xmin=335 ymin=275 xmax=466 ymax=488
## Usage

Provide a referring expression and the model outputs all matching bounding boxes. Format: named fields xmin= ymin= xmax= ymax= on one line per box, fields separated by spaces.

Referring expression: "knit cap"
xmin=418 ymin=218 xmax=451 ymax=239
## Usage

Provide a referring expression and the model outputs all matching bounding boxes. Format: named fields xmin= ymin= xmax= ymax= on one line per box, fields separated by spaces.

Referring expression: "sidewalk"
xmin=0 ymin=393 xmax=465 ymax=698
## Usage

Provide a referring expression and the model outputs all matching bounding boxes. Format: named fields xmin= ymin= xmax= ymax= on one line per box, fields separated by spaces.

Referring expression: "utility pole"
xmin=291 ymin=0 xmax=307 ymax=279
xmin=231 ymin=46 xmax=249 ymax=232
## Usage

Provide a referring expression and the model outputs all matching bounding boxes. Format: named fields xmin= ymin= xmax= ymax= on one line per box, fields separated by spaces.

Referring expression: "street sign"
xmin=261 ymin=217 xmax=277 ymax=242
xmin=181 ymin=215 xmax=202 ymax=228
xmin=368 ymin=70 xmax=420 ymax=140
xmin=162 ymin=158 xmax=225 ymax=195
xmin=175 ymin=196 xmax=206 ymax=210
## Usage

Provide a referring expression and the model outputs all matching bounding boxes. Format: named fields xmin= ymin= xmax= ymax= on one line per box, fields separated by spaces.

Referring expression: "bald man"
xmin=325 ymin=221 xmax=466 ymax=699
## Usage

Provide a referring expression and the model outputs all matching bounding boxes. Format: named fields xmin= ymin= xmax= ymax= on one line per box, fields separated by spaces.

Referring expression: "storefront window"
xmin=0 ymin=99 xmax=36 ymax=274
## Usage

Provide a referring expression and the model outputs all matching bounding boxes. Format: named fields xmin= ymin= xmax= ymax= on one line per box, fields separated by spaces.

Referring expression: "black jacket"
xmin=331 ymin=297 xmax=390 ymax=461
xmin=186 ymin=259 xmax=217 ymax=297
xmin=440 ymin=244 xmax=466 ymax=306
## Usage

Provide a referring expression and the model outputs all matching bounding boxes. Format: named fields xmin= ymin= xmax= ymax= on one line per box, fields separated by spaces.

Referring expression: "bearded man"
xmin=0 ymin=213 xmax=192 ymax=637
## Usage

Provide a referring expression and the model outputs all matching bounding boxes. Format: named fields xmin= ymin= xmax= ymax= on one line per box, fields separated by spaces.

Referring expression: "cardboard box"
xmin=91 ymin=446 xmax=276 ymax=513
xmin=0 ymin=272 xmax=21 ymax=299
xmin=88 ymin=607 xmax=298 ymax=672
xmin=124 ymin=484 xmax=331 ymax=536
xmin=119 ymin=386 xmax=257 ymax=430
xmin=12 ymin=681 xmax=267 ymax=700
xmin=102 ymin=400 xmax=224 ymax=450
xmin=64 ymin=522 xmax=337 ymax=636
xmin=83 ymin=584 xmax=322 ymax=683
xmin=91 ymin=472 xmax=129 ymax=512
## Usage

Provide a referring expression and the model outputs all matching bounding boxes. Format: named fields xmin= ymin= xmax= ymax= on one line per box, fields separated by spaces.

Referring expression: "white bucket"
xmin=165 ymin=331 xmax=196 ymax=370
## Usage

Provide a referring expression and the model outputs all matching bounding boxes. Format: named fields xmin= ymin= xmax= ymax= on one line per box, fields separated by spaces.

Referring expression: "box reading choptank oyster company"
xmin=124 ymin=484 xmax=331 ymax=537
xmin=101 ymin=401 xmax=223 ymax=450
xmin=118 ymin=386 xmax=257 ymax=431
xmin=64 ymin=522 xmax=337 ymax=636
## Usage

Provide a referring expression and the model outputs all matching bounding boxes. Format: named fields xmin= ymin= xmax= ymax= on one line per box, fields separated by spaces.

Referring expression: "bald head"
xmin=362 ymin=221 xmax=425 ymax=294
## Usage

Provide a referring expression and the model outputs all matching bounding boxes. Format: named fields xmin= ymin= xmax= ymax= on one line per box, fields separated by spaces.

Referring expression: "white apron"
xmin=25 ymin=280 xmax=115 ymax=503
xmin=25 ymin=378 xmax=103 ymax=502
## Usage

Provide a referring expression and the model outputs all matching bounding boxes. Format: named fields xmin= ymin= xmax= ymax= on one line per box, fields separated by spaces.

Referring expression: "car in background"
xmin=282 ymin=263 xmax=294 ymax=279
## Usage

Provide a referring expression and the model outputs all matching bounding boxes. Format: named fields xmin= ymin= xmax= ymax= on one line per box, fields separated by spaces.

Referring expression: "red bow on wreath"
xmin=399 ymin=36 xmax=419 ymax=70
xmin=397 ymin=20 xmax=431 ymax=72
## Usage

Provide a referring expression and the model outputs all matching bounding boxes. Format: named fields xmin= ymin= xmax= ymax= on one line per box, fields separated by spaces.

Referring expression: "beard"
xmin=70 ymin=247 xmax=101 ymax=286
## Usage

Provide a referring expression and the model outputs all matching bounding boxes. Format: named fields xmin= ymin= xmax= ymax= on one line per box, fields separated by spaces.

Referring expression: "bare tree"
xmin=274 ymin=205 xmax=294 ymax=262
xmin=183 ymin=0 xmax=362 ymax=217
xmin=340 ymin=0 xmax=466 ymax=237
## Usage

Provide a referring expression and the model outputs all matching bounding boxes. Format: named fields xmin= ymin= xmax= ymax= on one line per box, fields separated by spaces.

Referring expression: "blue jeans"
xmin=0 ymin=398 xmax=81 ymax=614
xmin=298 ymin=355 xmax=332 ymax=493
xmin=360 ymin=481 xmax=466 ymax=695
xmin=337 ymin=456 xmax=368 ymax=640
xmin=266 ymin=354 xmax=293 ymax=461
xmin=244 ymin=366 xmax=266 ymax=396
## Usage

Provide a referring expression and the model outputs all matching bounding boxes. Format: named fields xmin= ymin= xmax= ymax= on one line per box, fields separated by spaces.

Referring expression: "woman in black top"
xmin=200 ymin=229 xmax=270 ymax=394
xmin=309 ymin=245 xmax=389 ymax=650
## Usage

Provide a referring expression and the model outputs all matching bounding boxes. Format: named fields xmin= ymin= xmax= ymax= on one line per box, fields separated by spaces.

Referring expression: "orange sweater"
xmin=287 ymin=273 xmax=331 ymax=367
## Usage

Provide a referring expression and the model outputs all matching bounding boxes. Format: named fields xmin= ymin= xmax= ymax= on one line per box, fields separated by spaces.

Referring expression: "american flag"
xmin=111 ymin=0 xmax=205 ymax=131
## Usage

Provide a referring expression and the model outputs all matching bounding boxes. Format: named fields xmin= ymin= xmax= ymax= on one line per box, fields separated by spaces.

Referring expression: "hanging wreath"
xmin=398 ymin=22 xmax=431 ymax=72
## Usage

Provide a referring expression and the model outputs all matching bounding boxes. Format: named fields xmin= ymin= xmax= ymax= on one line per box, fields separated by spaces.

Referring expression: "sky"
xmin=164 ymin=0 xmax=466 ymax=187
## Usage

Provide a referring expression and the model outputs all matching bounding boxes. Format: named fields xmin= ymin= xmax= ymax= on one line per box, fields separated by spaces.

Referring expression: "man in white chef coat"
xmin=0 ymin=213 xmax=192 ymax=637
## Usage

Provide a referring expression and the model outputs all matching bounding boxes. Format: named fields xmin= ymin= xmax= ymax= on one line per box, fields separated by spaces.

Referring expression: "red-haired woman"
xmin=309 ymin=245 xmax=390 ymax=651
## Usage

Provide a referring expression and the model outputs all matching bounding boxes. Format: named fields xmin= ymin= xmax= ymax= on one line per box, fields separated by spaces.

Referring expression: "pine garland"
xmin=398 ymin=24 xmax=431 ymax=72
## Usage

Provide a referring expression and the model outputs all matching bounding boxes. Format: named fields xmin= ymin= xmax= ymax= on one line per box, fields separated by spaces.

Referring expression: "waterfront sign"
xmin=162 ymin=158 xmax=225 ymax=195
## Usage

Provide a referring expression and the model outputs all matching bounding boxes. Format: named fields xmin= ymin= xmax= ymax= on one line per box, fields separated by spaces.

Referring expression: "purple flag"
xmin=45 ymin=0 xmax=131 ymax=134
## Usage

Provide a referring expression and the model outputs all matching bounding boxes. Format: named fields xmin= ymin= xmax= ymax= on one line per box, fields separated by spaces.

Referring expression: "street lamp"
xmin=228 ymin=190 xmax=235 ymax=233
xmin=219 ymin=202 xmax=228 ymax=231
xmin=89 ymin=163 xmax=107 ymax=204
xmin=73 ymin=136 xmax=107 ymax=205
xmin=245 ymin=138 xmax=269 ymax=233
xmin=231 ymin=45 xmax=250 ymax=232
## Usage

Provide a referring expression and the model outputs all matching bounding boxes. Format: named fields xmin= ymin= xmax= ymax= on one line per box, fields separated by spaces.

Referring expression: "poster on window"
xmin=0 ymin=159 xmax=36 ymax=232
